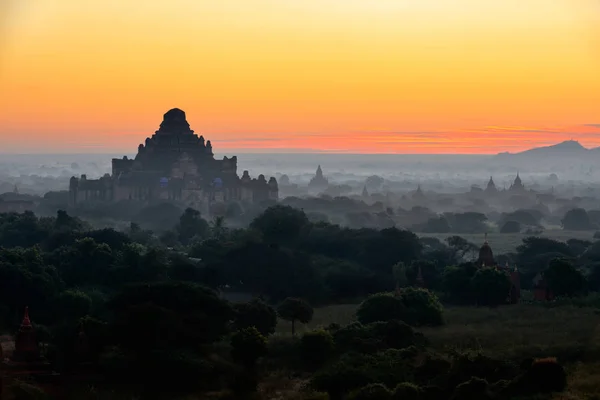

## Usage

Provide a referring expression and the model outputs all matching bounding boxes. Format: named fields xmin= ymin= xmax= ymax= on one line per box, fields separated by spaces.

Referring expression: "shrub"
xmin=356 ymin=288 xmax=443 ymax=326
xmin=311 ymin=361 xmax=372 ymax=400
xmin=545 ymin=259 xmax=586 ymax=297
xmin=334 ymin=321 xmax=422 ymax=354
xmin=451 ymin=377 xmax=492 ymax=400
xmin=368 ymin=320 xmax=422 ymax=349
xmin=471 ymin=268 xmax=512 ymax=307
xmin=442 ymin=265 xmax=476 ymax=304
xmin=55 ymin=289 xmax=92 ymax=321
xmin=233 ymin=298 xmax=278 ymax=336
xmin=357 ymin=290 xmax=443 ymax=327
xmin=392 ymin=382 xmax=422 ymax=400
xmin=333 ymin=322 xmax=379 ymax=353
xmin=446 ymin=352 xmax=518 ymax=391
xmin=230 ymin=327 xmax=268 ymax=368
xmin=348 ymin=383 xmax=392 ymax=400
xmin=397 ymin=288 xmax=444 ymax=326
xmin=356 ymin=293 xmax=405 ymax=324
xmin=507 ymin=357 xmax=567 ymax=395
xmin=277 ymin=297 xmax=314 ymax=335
xmin=8 ymin=380 xmax=49 ymax=400
xmin=302 ymin=393 xmax=329 ymax=400
xmin=312 ymin=349 xmax=416 ymax=399
xmin=301 ymin=329 xmax=335 ymax=367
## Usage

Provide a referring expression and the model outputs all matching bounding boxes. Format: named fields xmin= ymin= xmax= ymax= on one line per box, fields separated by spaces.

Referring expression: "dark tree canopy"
xmin=250 ymin=205 xmax=310 ymax=243
xmin=562 ymin=208 xmax=594 ymax=231
xmin=277 ymin=297 xmax=314 ymax=335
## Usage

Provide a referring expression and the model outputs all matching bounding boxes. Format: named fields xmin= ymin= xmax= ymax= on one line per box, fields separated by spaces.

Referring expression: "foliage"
xmin=562 ymin=208 xmax=594 ymax=231
xmin=397 ymin=287 xmax=444 ymax=326
xmin=277 ymin=297 xmax=314 ymax=335
xmin=231 ymin=327 xmax=268 ymax=368
xmin=451 ymin=377 xmax=493 ymax=400
xmin=506 ymin=357 xmax=567 ymax=396
xmin=250 ymin=205 xmax=310 ymax=243
xmin=234 ymin=298 xmax=278 ymax=336
xmin=55 ymin=289 xmax=92 ymax=321
xmin=348 ymin=383 xmax=392 ymax=400
xmin=356 ymin=289 xmax=443 ymax=326
xmin=8 ymin=379 xmax=50 ymax=400
xmin=500 ymin=220 xmax=521 ymax=234
xmin=177 ymin=208 xmax=210 ymax=244
xmin=109 ymin=281 xmax=233 ymax=352
xmin=471 ymin=268 xmax=512 ymax=306
xmin=356 ymin=293 xmax=406 ymax=324
xmin=392 ymin=262 xmax=409 ymax=288
xmin=545 ymin=258 xmax=586 ymax=297
xmin=442 ymin=264 xmax=477 ymax=304
xmin=300 ymin=329 xmax=335 ymax=367
xmin=391 ymin=382 xmax=422 ymax=400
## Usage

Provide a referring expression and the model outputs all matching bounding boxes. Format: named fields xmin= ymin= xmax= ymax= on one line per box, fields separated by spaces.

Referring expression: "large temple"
xmin=69 ymin=108 xmax=278 ymax=213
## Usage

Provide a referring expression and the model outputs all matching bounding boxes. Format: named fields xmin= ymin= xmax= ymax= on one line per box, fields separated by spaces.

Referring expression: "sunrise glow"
xmin=0 ymin=0 xmax=599 ymax=153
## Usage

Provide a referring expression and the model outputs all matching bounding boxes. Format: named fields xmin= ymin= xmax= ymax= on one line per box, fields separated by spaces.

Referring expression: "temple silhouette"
xmin=69 ymin=108 xmax=278 ymax=214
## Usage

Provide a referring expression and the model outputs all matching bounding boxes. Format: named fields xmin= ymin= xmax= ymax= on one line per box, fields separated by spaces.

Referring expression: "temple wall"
xmin=113 ymin=185 xmax=134 ymax=202
xmin=241 ymin=187 xmax=254 ymax=202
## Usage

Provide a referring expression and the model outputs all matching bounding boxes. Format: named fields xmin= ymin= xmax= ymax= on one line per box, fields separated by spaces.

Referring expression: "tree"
xmin=85 ymin=228 xmax=131 ymax=250
xmin=356 ymin=289 xmax=444 ymax=327
xmin=446 ymin=212 xmax=488 ymax=234
xmin=545 ymin=259 xmax=586 ymax=297
xmin=49 ymin=238 xmax=115 ymax=287
xmin=442 ymin=265 xmax=476 ymax=304
xmin=234 ymin=298 xmax=278 ymax=336
xmin=277 ymin=297 xmax=314 ymax=335
xmin=421 ymin=216 xmax=451 ymax=233
xmin=250 ymin=205 xmax=309 ymax=243
xmin=397 ymin=287 xmax=444 ymax=326
xmin=109 ymin=281 xmax=233 ymax=352
xmin=177 ymin=208 xmax=209 ymax=244
xmin=562 ymin=208 xmax=594 ymax=231
xmin=500 ymin=220 xmax=521 ymax=234
xmin=349 ymin=383 xmax=392 ymax=400
xmin=356 ymin=293 xmax=405 ymax=325
xmin=231 ymin=327 xmax=268 ymax=368
xmin=392 ymin=262 xmax=408 ymax=288
xmin=301 ymin=329 xmax=335 ymax=367
xmin=55 ymin=289 xmax=92 ymax=322
xmin=471 ymin=268 xmax=512 ymax=307
xmin=446 ymin=236 xmax=478 ymax=261
xmin=209 ymin=216 xmax=228 ymax=240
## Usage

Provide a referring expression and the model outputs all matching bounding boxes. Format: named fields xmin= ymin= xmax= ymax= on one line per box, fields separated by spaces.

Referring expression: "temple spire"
xmin=22 ymin=306 xmax=32 ymax=327
xmin=362 ymin=185 xmax=369 ymax=198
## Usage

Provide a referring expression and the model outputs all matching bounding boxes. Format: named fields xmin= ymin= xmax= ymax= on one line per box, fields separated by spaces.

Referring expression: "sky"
xmin=0 ymin=0 xmax=599 ymax=154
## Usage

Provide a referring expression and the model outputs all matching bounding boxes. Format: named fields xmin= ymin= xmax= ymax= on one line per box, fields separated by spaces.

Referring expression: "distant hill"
xmin=489 ymin=140 xmax=600 ymax=172
xmin=496 ymin=140 xmax=588 ymax=157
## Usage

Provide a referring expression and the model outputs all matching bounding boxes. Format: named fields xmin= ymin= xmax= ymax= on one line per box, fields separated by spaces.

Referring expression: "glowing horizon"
xmin=1 ymin=0 xmax=599 ymax=154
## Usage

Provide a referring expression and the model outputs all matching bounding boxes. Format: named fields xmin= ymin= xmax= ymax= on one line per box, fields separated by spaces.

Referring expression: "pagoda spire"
xmin=13 ymin=306 xmax=40 ymax=362
xmin=22 ymin=306 xmax=31 ymax=327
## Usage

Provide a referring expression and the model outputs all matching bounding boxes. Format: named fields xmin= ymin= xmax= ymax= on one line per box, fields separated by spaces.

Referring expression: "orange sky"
xmin=0 ymin=0 xmax=599 ymax=154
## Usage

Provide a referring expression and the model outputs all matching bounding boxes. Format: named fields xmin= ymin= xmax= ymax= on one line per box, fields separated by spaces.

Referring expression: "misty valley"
xmin=1 ymin=129 xmax=600 ymax=399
